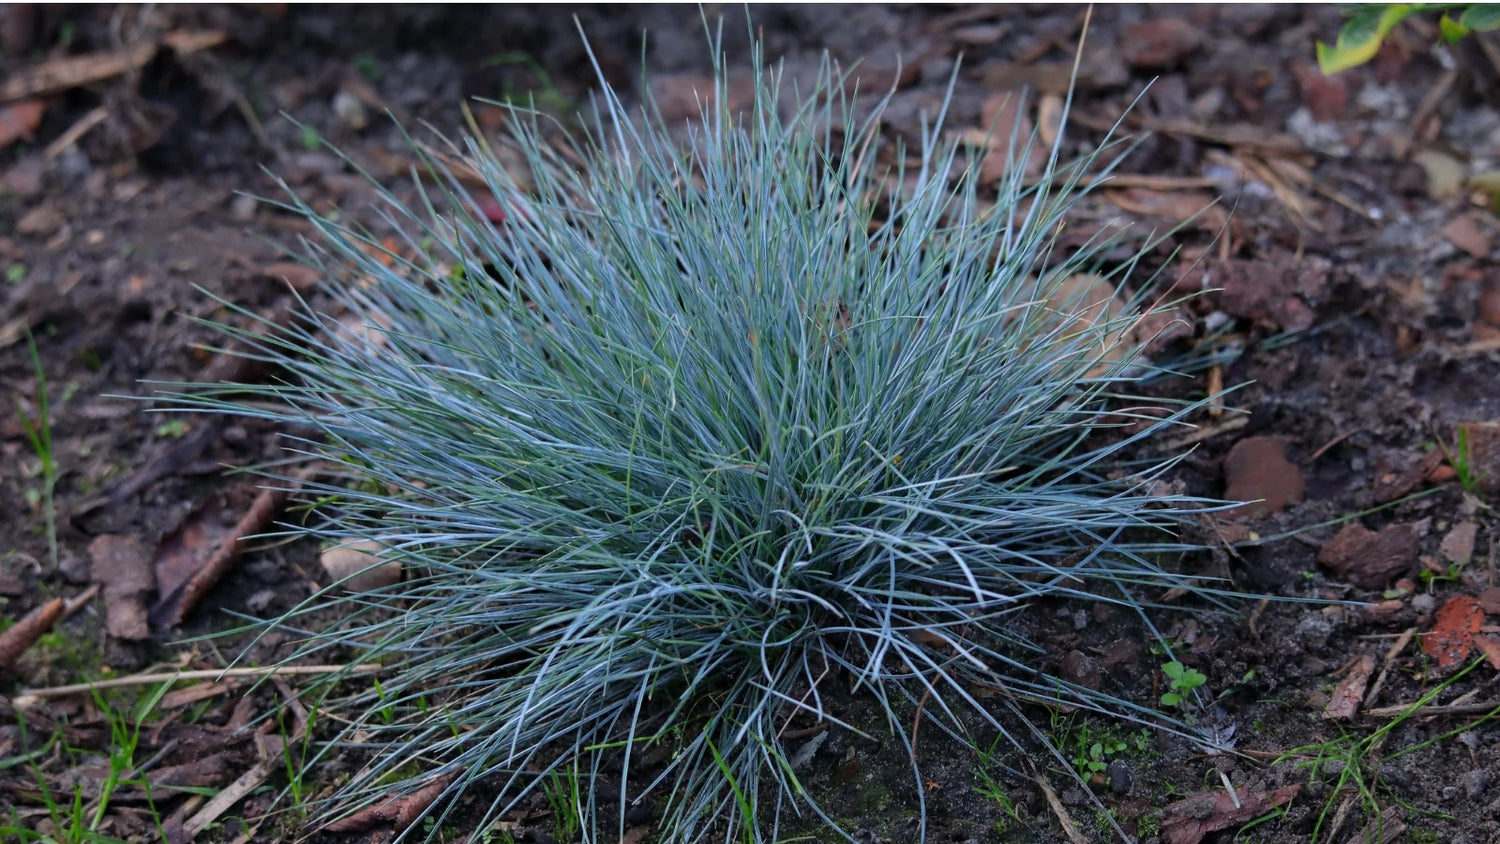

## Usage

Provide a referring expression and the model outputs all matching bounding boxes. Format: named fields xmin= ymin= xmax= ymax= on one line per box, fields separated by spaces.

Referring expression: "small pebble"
xmin=1411 ymin=593 xmax=1436 ymax=613
xmin=229 ymin=194 xmax=259 ymax=222
xmin=246 ymin=588 xmax=277 ymax=613
xmin=1106 ymin=759 xmax=1132 ymax=795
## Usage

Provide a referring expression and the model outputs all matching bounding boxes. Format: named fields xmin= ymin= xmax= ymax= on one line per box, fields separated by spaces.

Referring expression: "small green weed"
xmin=0 ymin=682 xmax=175 ymax=843
xmin=154 ymin=419 xmax=191 ymax=439
xmin=542 ymin=766 xmax=583 ymax=841
xmin=1442 ymin=426 xmax=1486 ymax=495
xmin=353 ymin=52 xmax=381 ymax=82
xmin=15 ymin=331 xmax=59 ymax=570
xmin=972 ymin=736 xmax=1023 ymax=831
xmin=480 ymin=51 xmax=572 ymax=113
xmin=1049 ymin=712 xmax=1152 ymax=781
xmin=277 ymin=703 xmax=319 ymax=822
xmin=1074 ymin=737 xmax=1125 ymax=778
xmin=1159 ymin=661 xmax=1207 ymax=710
xmin=5 ymin=263 xmax=26 ymax=284
xmin=1261 ymin=658 xmax=1500 ymax=841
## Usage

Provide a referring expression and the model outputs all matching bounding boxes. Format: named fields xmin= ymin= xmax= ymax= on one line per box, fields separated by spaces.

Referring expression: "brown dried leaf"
xmin=160 ymin=681 xmax=234 ymax=710
xmin=152 ymin=475 xmax=304 ymax=627
xmin=324 ymin=773 xmax=458 ymax=833
xmin=1473 ymin=634 xmax=1500 ymax=671
xmin=1223 ymin=437 xmax=1304 ymax=519
xmin=1120 ymin=19 xmax=1205 ymax=70
xmin=1458 ymin=421 xmax=1500 ymax=496
xmin=89 ymin=534 xmax=156 ymax=641
xmin=1440 ymin=522 xmax=1477 ymax=566
xmin=259 ymin=261 xmax=320 ymax=291
xmin=152 ymin=496 xmax=235 ymax=613
xmin=1480 ymin=587 xmax=1500 ymax=615
xmin=1316 ymin=523 xmax=1417 ymax=589
xmin=1105 ymin=187 xmax=1227 ymax=231
xmin=1162 ymin=783 xmax=1301 ymax=844
xmin=1441 ymin=214 xmax=1492 ymax=259
xmin=0 ymin=98 xmax=45 ymax=148
xmin=978 ymin=92 xmax=1046 ymax=183
xmin=1421 ymin=596 xmax=1484 ymax=672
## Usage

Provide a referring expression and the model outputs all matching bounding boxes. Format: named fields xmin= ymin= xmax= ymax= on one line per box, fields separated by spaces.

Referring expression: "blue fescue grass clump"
xmin=183 ymin=29 xmax=1233 ymax=843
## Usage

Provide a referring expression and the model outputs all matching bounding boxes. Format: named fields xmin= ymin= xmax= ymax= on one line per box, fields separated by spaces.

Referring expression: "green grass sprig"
xmin=171 ymin=22 xmax=1242 ymax=843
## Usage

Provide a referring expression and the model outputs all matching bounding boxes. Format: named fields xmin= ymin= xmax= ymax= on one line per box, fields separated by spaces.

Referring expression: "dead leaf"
xmin=1106 ymin=187 xmax=1227 ymax=231
xmin=259 ymin=261 xmax=320 ymax=291
xmin=1479 ymin=587 xmax=1500 ymax=615
xmin=977 ymin=92 xmax=1045 ymax=183
xmin=1370 ymin=449 xmax=1445 ymax=504
xmin=1324 ymin=653 xmax=1375 ymax=720
xmin=0 ymin=98 xmax=45 ymax=148
xmin=88 ymin=534 xmax=156 ymax=641
xmin=152 ymin=474 xmax=307 ymax=628
xmin=1442 ymin=214 xmax=1492 ymax=259
xmin=1162 ymin=783 xmax=1301 ymax=844
xmin=0 ymin=597 xmax=65 ymax=669
xmin=1223 ymin=437 xmax=1305 ymax=518
xmin=150 ymin=754 xmax=239 ymax=789
xmin=1120 ymin=19 xmax=1205 ymax=70
xmin=1473 ymin=635 xmax=1500 ymax=670
xmin=160 ymin=681 xmax=234 ymax=709
xmin=1440 ymin=522 xmax=1477 ymax=566
xmin=1458 ymin=421 xmax=1500 ymax=496
xmin=1316 ymin=523 xmax=1417 ymax=589
xmin=152 ymin=495 xmax=236 ymax=614
xmin=1421 ymin=596 xmax=1484 ymax=673
xmin=1479 ymin=285 xmax=1500 ymax=327
xmin=16 ymin=202 xmax=63 ymax=237
xmin=324 ymin=772 xmax=458 ymax=833
xmin=321 ymin=540 xmax=402 ymax=592
xmin=1293 ymin=62 xmax=1347 ymax=122
xmin=1414 ymin=150 xmax=1467 ymax=199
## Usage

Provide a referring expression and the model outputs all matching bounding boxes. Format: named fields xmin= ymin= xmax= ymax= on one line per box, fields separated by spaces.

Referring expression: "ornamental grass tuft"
xmin=183 ymin=25 xmax=1236 ymax=843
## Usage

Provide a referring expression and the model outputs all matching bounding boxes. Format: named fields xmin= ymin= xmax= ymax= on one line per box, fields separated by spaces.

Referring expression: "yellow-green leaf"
xmin=1440 ymin=13 xmax=1471 ymax=42
xmin=1319 ymin=4 xmax=1415 ymax=74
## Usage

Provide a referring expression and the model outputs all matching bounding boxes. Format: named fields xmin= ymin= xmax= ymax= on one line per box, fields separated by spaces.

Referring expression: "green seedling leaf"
xmin=1317 ymin=4 xmax=1414 ymax=74
xmin=1440 ymin=12 xmax=1472 ymax=41
xmin=1459 ymin=3 xmax=1500 ymax=30
xmin=155 ymin=420 xmax=190 ymax=439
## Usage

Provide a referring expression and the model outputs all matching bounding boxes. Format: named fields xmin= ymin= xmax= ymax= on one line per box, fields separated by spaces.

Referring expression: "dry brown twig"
xmin=0 ymin=30 xmax=227 ymax=103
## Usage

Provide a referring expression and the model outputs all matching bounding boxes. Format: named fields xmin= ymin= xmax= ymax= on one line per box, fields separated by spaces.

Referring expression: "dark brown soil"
xmin=3 ymin=5 xmax=1500 ymax=843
